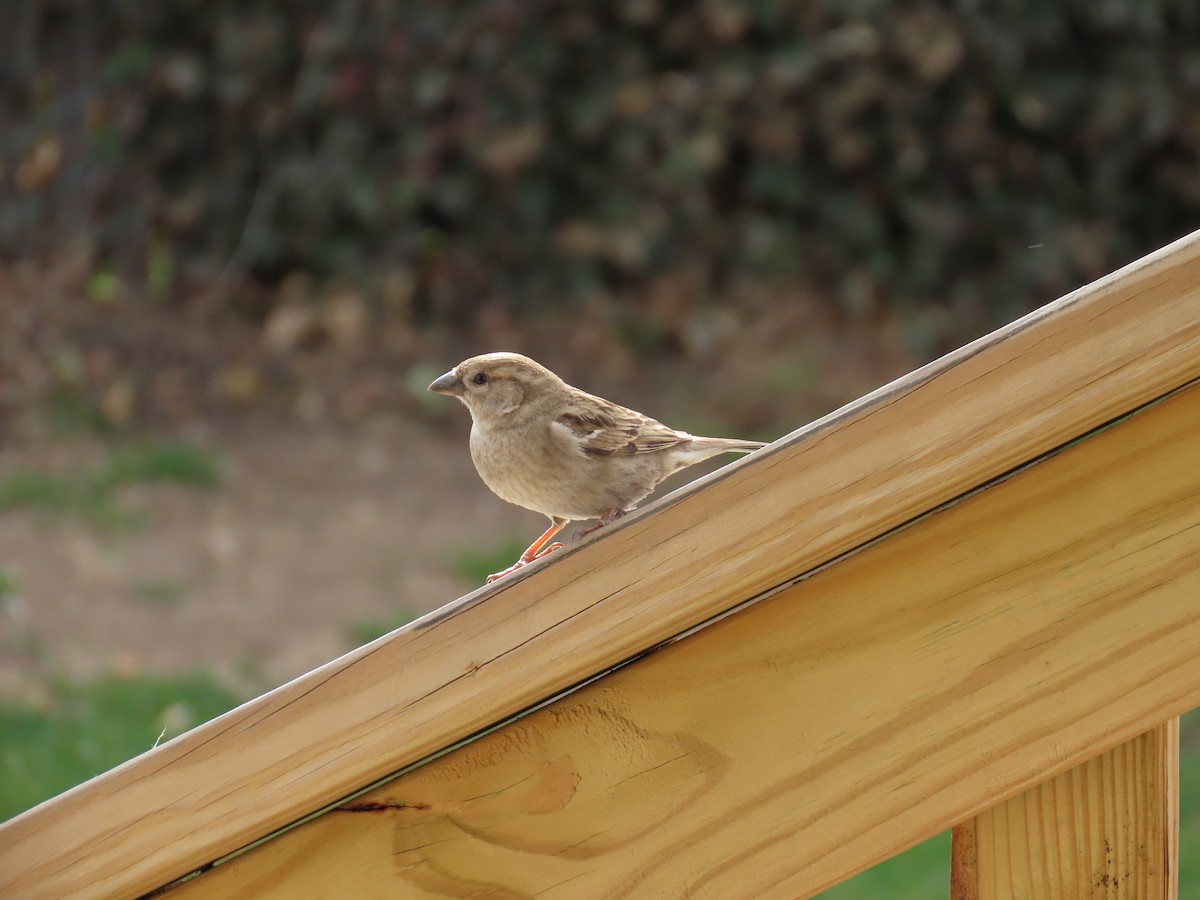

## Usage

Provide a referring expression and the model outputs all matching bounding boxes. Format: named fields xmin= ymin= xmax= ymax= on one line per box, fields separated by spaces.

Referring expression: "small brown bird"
xmin=429 ymin=352 xmax=766 ymax=582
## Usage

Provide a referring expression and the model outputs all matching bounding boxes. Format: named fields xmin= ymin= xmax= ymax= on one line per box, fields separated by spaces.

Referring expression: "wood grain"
xmin=951 ymin=721 xmax=1180 ymax=900
xmin=159 ymin=375 xmax=1200 ymax=898
xmin=3 ymin=232 xmax=1200 ymax=899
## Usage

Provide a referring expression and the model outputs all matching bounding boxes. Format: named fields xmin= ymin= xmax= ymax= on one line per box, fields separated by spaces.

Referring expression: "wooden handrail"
xmin=160 ymin=375 xmax=1200 ymax=898
xmin=2 ymin=230 xmax=1200 ymax=898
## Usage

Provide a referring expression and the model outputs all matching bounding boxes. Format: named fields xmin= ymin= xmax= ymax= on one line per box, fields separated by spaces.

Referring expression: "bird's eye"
xmin=472 ymin=372 xmax=488 ymax=386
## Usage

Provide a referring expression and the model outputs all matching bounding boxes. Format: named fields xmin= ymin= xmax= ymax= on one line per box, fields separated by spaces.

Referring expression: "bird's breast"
xmin=469 ymin=423 xmax=560 ymax=511
xmin=468 ymin=421 xmax=663 ymax=520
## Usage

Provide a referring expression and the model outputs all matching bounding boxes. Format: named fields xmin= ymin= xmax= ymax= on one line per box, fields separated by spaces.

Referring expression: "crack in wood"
xmin=340 ymin=801 xmax=428 ymax=814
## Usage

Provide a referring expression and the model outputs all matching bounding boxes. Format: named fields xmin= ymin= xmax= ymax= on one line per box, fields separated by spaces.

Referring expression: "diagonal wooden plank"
xmin=951 ymin=720 xmax=1179 ymax=900
xmin=156 ymin=373 xmax=1200 ymax=898
xmin=3 ymin=231 xmax=1200 ymax=899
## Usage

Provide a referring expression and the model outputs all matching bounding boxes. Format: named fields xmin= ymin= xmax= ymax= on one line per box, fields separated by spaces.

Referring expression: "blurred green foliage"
xmin=818 ymin=831 xmax=951 ymax=899
xmin=130 ymin=578 xmax=189 ymax=607
xmin=447 ymin=534 xmax=540 ymax=584
xmin=94 ymin=441 xmax=219 ymax=490
xmin=0 ymin=672 xmax=243 ymax=822
xmin=345 ymin=608 xmax=420 ymax=646
xmin=0 ymin=441 xmax=219 ymax=528
xmin=3 ymin=0 xmax=1199 ymax=328
xmin=0 ymin=567 xmax=21 ymax=598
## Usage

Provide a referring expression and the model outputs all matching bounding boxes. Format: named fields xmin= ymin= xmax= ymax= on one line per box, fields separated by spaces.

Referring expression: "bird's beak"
xmin=428 ymin=370 xmax=463 ymax=396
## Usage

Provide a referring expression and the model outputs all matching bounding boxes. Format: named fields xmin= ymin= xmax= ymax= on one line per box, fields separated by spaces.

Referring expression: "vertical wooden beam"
xmin=951 ymin=720 xmax=1179 ymax=900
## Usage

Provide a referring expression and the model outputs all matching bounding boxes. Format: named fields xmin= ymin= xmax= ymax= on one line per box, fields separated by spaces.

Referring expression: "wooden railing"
xmin=2 ymin=231 xmax=1199 ymax=898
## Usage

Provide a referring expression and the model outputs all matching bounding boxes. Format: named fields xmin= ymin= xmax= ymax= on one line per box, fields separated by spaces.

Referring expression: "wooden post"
xmin=951 ymin=720 xmax=1179 ymax=900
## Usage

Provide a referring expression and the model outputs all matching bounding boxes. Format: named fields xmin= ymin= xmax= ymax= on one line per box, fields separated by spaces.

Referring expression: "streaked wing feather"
xmin=556 ymin=396 xmax=686 ymax=458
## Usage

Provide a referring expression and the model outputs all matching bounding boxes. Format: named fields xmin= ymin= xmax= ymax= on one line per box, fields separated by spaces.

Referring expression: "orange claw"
xmin=485 ymin=519 xmax=567 ymax=583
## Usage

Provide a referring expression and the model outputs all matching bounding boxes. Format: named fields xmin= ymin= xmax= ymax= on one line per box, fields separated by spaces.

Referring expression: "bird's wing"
xmin=555 ymin=394 xmax=686 ymax=458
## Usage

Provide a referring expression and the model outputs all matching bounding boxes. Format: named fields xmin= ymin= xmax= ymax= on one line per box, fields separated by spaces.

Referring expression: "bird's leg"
xmin=521 ymin=520 xmax=567 ymax=561
xmin=575 ymin=507 xmax=626 ymax=540
xmin=486 ymin=517 xmax=567 ymax=583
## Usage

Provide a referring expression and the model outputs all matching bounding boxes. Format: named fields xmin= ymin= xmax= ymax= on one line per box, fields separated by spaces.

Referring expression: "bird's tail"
xmin=669 ymin=435 xmax=767 ymax=469
xmin=695 ymin=437 xmax=768 ymax=453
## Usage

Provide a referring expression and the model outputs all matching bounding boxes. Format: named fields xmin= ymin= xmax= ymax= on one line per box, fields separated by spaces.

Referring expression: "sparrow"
xmin=428 ymin=352 xmax=766 ymax=582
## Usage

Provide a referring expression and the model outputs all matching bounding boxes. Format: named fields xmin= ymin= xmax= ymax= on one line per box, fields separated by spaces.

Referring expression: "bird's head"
xmin=428 ymin=352 xmax=564 ymax=424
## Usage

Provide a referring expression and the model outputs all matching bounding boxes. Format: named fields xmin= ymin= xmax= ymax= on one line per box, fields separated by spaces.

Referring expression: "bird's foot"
xmin=485 ymin=522 xmax=567 ymax=584
xmin=576 ymin=508 xmax=626 ymax=540
xmin=485 ymin=565 xmax=519 ymax=583
xmin=485 ymin=541 xmax=565 ymax=583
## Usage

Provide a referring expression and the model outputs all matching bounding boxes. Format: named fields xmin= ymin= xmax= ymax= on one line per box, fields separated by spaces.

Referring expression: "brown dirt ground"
xmin=0 ymin=419 xmax=528 ymax=692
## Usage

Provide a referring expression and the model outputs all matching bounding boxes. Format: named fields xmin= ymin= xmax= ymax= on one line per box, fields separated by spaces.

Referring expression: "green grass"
xmin=345 ymin=609 xmax=420 ymax=646
xmin=0 ymin=441 xmax=219 ymax=529
xmin=1181 ymin=711 xmax=1200 ymax=890
xmin=130 ymin=579 xmax=188 ymax=607
xmin=92 ymin=442 xmax=219 ymax=491
xmin=0 ymin=472 xmax=78 ymax=515
xmin=37 ymin=390 xmax=117 ymax=438
xmin=816 ymin=831 xmax=951 ymax=899
xmin=0 ymin=567 xmax=22 ymax=598
xmin=0 ymin=672 xmax=243 ymax=822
